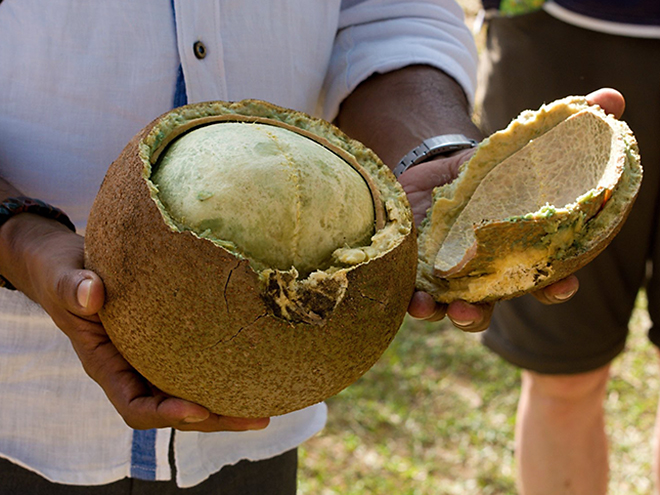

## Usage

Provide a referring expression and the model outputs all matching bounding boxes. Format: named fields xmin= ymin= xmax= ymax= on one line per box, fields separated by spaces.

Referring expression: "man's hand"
xmin=398 ymin=150 xmax=497 ymax=332
xmin=401 ymin=88 xmax=626 ymax=331
xmin=397 ymin=148 xmax=474 ymax=227
xmin=0 ymin=213 xmax=270 ymax=432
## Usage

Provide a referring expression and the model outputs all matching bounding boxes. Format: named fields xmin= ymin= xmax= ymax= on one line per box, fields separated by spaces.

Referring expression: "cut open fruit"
xmin=417 ymin=96 xmax=642 ymax=303
xmin=84 ymin=100 xmax=417 ymax=418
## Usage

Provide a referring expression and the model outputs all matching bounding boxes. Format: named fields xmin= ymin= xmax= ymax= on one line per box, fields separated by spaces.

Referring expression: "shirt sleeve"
xmin=321 ymin=0 xmax=478 ymax=121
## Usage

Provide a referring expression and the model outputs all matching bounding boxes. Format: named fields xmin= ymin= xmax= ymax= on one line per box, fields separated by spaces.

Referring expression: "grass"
xmin=298 ymin=292 xmax=658 ymax=494
xmin=299 ymin=317 xmax=519 ymax=495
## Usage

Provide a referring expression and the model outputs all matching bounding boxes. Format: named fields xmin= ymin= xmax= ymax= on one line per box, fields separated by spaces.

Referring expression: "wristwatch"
xmin=393 ymin=134 xmax=478 ymax=178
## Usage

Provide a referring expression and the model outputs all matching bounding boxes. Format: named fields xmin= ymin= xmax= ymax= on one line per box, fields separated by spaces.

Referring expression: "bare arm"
xmin=336 ymin=65 xmax=583 ymax=332
xmin=336 ymin=65 xmax=481 ymax=166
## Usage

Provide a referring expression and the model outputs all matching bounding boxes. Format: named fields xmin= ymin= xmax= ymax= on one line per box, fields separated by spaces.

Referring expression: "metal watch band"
xmin=393 ymin=134 xmax=478 ymax=178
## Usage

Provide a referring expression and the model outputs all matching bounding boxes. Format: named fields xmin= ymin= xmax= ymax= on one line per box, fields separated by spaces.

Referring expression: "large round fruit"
xmin=84 ymin=100 xmax=417 ymax=418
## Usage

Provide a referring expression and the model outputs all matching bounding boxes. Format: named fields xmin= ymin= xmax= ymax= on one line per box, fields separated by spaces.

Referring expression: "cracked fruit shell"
xmin=84 ymin=100 xmax=417 ymax=418
xmin=417 ymin=96 xmax=642 ymax=303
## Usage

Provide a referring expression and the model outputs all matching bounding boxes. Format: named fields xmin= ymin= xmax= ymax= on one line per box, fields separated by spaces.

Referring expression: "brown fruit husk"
xmin=417 ymin=96 xmax=642 ymax=303
xmin=84 ymin=100 xmax=417 ymax=418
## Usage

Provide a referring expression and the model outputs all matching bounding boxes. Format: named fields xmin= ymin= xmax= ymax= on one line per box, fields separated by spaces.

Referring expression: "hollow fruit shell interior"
xmin=416 ymin=96 xmax=642 ymax=303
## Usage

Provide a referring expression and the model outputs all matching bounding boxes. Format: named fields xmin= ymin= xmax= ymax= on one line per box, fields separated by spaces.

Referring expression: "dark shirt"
xmin=556 ymin=0 xmax=660 ymax=25
xmin=483 ymin=0 xmax=660 ymax=26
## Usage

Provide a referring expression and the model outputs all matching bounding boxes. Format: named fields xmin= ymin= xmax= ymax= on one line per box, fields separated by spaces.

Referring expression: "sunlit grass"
xmin=299 ymin=292 xmax=657 ymax=494
xmin=299 ymin=316 xmax=519 ymax=495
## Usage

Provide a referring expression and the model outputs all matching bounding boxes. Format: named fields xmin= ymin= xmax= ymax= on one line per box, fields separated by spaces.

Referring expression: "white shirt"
xmin=0 ymin=0 xmax=477 ymax=487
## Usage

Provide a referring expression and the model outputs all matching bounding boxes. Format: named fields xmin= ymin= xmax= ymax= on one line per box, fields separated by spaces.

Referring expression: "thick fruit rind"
xmin=417 ymin=97 xmax=642 ymax=303
xmin=84 ymin=100 xmax=417 ymax=418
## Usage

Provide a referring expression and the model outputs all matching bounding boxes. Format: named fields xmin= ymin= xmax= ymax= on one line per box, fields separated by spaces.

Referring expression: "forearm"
xmin=335 ymin=65 xmax=482 ymax=169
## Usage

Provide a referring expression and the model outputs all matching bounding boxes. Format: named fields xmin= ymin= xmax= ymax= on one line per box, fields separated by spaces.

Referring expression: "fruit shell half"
xmin=416 ymin=96 xmax=642 ymax=303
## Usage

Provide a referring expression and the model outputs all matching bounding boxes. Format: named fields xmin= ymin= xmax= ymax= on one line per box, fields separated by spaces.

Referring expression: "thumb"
xmin=586 ymin=88 xmax=625 ymax=119
xmin=69 ymin=271 xmax=105 ymax=317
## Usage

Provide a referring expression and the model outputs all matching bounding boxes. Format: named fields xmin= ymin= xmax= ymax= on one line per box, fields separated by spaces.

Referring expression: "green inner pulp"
xmin=151 ymin=122 xmax=376 ymax=276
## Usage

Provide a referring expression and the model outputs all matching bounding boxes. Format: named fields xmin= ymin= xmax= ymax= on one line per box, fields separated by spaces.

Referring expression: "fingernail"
xmin=553 ymin=289 xmax=577 ymax=301
xmin=248 ymin=419 xmax=270 ymax=430
xmin=181 ymin=415 xmax=207 ymax=424
xmin=451 ymin=319 xmax=475 ymax=329
xmin=77 ymin=279 xmax=93 ymax=308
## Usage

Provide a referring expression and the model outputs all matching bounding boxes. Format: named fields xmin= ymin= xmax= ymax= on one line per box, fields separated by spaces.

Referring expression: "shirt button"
xmin=193 ymin=41 xmax=207 ymax=60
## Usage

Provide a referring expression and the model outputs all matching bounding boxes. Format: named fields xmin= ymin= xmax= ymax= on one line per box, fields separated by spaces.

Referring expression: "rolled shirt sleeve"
xmin=322 ymin=0 xmax=478 ymax=121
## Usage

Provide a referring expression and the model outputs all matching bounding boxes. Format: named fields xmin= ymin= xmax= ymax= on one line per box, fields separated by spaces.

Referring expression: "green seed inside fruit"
xmin=152 ymin=122 xmax=375 ymax=275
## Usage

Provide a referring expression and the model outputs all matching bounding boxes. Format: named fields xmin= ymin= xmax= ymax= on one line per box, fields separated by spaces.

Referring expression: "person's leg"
xmin=516 ymin=366 xmax=610 ymax=495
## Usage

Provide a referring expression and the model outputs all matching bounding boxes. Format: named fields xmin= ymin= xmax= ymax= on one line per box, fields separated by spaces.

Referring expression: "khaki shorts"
xmin=477 ymin=10 xmax=660 ymax=374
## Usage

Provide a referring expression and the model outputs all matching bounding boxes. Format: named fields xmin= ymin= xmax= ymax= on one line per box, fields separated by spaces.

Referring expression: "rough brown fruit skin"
xmin=84 ymin=100 xmax=417 ymax=418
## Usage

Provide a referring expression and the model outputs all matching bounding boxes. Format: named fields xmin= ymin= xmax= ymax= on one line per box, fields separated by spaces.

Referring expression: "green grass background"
xmin=298 ymin=2 xmax=659 ymax=493
xmin=299 ymin=292 xmax=657 ymax=494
